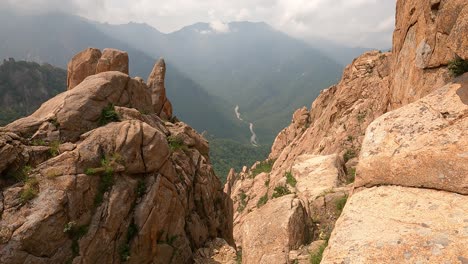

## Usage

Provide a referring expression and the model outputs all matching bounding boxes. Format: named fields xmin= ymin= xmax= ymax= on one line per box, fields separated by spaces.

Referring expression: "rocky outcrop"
xmin=6 ymin=48 xmax=173 ymax=143
xmin=322 ymin=186 xmax=468 ymax=263
xmin=269 ymin=51 xmax=391 ymax=178
xmin=147 ymin=58 xmax=173 ymax=120
xmin=0 ymin=50 xmax=232 ymax=263
xmin=226 ymin=0 xmax=467 ymax=263
xmin=390 ymin=0 xmax=467 ymax=109
xmin=67 ymin=48 xmax=129 ymax=90
xmin=357 ymin=76 xmax=468 ymax=194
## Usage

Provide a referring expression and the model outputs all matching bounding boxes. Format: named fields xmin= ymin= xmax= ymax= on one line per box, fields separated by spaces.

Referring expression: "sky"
xmin=2 ymin=0 xmax=396 ymax=48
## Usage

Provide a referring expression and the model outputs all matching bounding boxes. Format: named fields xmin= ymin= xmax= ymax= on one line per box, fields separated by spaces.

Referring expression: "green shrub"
xmin=448 ymin=57 xmax=468 ymax=77
xmin=92 ymin=154 xmax=121 ymax=206
xmin=251 ymin=159 xmax=275 ymax=178
xmin=236 ymin=248 xmax=242 ymax=264
xmin=136 ymin=180 xmax=146 ymax=198
xmin=49 ymin=140 xmax=61 ymax=157
xmin=285 ymin=171 xmax=297 ymax=187
xmin=99 ymin=103 xmax=120 ymax=126
xmin=31 ymin=139 xmax=47 ymax=146
xmin=272 ymin=185 xmax=291 ymax=199
xmin=335 ymin=195 xmax=348 ymax=213
xmin=168 ymin=135 xmax=187 ymax=152
xmin=20 ymin=177 xmax=39 ymax=204
xmin=120 ymin=220 xmax=139 ymax=261
xmin=237 ymin=192 xmax=248 ymax=212
xmin=64 ymin=222 xmax=89 ymax=257
xmin=309 ymin=240 xmax=328 ymax=264
xmin=343 ymin=149 xmax=356 ymax=163
xmin=264 ymin=179 xmax=270 ymax=187
xmin=257 ymin=193 xmax=268 ymax=208
xmin=347 ymin=168 xmax=356 ymax=184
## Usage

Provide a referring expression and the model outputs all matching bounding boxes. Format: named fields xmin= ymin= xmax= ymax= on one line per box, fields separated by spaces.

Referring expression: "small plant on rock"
xmin=272 ymin=185 xmax=291 ymax=199
xmin=335 ymin=195 xmax=348 ymax=214
xmin=251 ymin=159 xmax=275 ymax=178
xmin=99 ymin=103 xmax=120 ymax=126
xmin=20 ymin=177 xmax=39 ymax=204
xmin=448 ymin=56 xmax=468 ymax=77
xmin=49 ymin=140 xmax=61 ymax=157
xmin=63 ymin=221 xmax=89 ymax=257
xmin=285 ymin=171 xmax=297 ymax=187
xmin=257 ymin=193 xmax=268 ymax=208
xmin=346 ymin=168 xmax=356 ymax=184
xmin=343 ymin=149 xmax=356 ymax=163
xmin=167 ymin=135 xmax=187 ymax=152
xmin=237 ymin=191 xmax=248 ymax=212
xmin=309 ymin=240 xmax=328 ymax=264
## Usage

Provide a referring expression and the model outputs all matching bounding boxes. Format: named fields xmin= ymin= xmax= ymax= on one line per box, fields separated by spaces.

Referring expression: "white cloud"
xmin=209 ymin=20 xmax=230 ymax=33
xmin=3 ymin=0 xmax=396 ymax=48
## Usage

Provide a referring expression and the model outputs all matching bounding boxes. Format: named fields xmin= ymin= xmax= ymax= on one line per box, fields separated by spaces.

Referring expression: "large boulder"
xmin=67 ymin=48 xmax=129 ymax=90
xmin=4 ymin=72 xmax=153 ymax=142
xmin=389 ymin=0 xmax=467 ymax=109
xmin=240 ymin=195 xmax=308 ymax=264
xmin=322 ymin=186 xmax=468 ymax=263
xmin=357 ymin=75 xmax=468 ymax=194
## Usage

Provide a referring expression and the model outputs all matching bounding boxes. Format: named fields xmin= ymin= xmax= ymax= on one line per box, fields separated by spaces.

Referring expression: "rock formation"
xmin=147 ymin=58 xmax=173 ymax=120
xmin=0 ymin=49 xmax=232 ymax=263
xmin=225 ymin=0 xmax=468 ymax=263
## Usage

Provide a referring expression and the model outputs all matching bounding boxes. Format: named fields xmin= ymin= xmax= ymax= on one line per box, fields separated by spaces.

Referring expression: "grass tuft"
xmin=448 ymin=57 xmax=468 ymax=77
xmin=256 ymin=193 xmax=268 ymax=208
xmin=251 ymin=159 xmax=275 ymax=178
xmin=99 ymin=103 xmax=120 ymax=126
xmin=272 ymin=185 xmax=291 ymax=199
xmin=285 ymin=171 xmax=297 ymax=187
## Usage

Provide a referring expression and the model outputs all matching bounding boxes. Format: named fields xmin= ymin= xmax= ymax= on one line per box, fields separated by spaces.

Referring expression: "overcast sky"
xmin=2 ymin=0 xmax=396 ymax=48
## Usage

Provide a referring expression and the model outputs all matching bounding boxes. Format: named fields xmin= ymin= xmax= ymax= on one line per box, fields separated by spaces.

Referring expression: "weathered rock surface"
xmin=240 ymin=195 xmax=308 ymax=264
xmin=357 ymin=75 xmax=468 ymax=194
xmin=322 ymin=186 xmax=468 ymax=263
xmin=96 ymin=48 xmax=129 ymax=75
xmin=0 ymin=51 xmax=232 ymax=263
xmin=147 ymin=58 xmax=173 ymax=120
xmin=193 ymin=238 xmax=237 ymax=264
xmin=269 ymin=51 xmax=391 ymax=178
xmin=67 ymin=48 xmax=129 ymax=90
xmin=5 ymin=72 xmax=153 ymax=142
xmin=390 ymin=0 xmax=467 ymax=109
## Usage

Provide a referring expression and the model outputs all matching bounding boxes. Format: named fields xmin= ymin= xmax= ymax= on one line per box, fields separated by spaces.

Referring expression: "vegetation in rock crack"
xmin=285 ymin=171 xmax=297 ymax=187
xmin=257 ymin=193 xmax=269 ymax=208
xmin=49 ymin=140 xmax=61 ymax=157
xmin=237 ymin=191 xmax=248 ymax=212
xmin=120 ymin=220 xmax=139 ymax=261
xmin=31 ymin=139 xmax=47 ymax=146
xmin=168 ymin=135 xmax=188 ymax=152
xmin=98 ymin=103 xmax=120 ymax=126
xmin=86 ymin=153 xmax=123 ymax=207
xmin=448 ymin=57 xmax=468 ymax=77
xmin=346 ymin=168 xmax=356 ymax=184
xmin=357 ymin=111 xmax=367 ymax=123
xmin=309 ymin=240 xmax=328 ymax=264
xmin=343 ymin=149 xmax=356 ymax=163
xmin=335 ymin=195 xmax=348 ymax=213
xmin=20 ymin=176 xmax=39 ymax=204
xmin=236 ymin=248 xmax=242 ymax=264
xmin=136 ymin=179 xmax=147 ymax=198
xmin=264 ymin=178 xmax=270 ymax=187
xmin=63 ymin=221 xmax=89 ymax=257
xmin=272 ymin=185 xmax=291 ymax=198
xmin=250 ymin=159 xmax=275 ymax=178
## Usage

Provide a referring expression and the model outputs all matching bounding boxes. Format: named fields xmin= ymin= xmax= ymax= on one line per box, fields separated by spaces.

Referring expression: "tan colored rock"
xmin=5 ymin=72 xmax=153 ymax=141
xmin=67 ymin=48 xmax=102 ymax=90
xmin=193 ymin=238 xmax=237 ymax=264
xmin=269 ymin=51 xmax=391 ymax=178
xmin=67 ymin=48 xmax=131 ymax=90
xmin=357 ymin=76 xmax=468 ymax=194
xmin=240 ymin=194 xmax=308 ymax=264
xmin=322 ymin=186 xmax=468 ymax=263
xmin=148 ymin=58 xmax=173 ymax=119
xmin=389 ymin=0 xmax=467 ymax=109
xmin=96 ymin=48 xmax=129 ymax=75
xmin=269 ymin=107 xmax=310 ymax=160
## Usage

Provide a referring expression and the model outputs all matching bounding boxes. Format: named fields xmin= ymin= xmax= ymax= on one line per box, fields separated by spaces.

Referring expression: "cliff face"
xmin=225 ymin=0 xmax=468 ymax=263
xmin=0 ymin=48 xmax=233 ymax=263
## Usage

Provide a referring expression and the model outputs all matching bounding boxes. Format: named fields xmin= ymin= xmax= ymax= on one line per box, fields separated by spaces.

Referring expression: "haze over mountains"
xmin=0 ymin=8 xmax=374 ymax=177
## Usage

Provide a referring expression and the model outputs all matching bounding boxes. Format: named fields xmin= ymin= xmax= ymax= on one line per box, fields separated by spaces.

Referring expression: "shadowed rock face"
xmin=0 ymin=50 xmax=232 ymax=263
